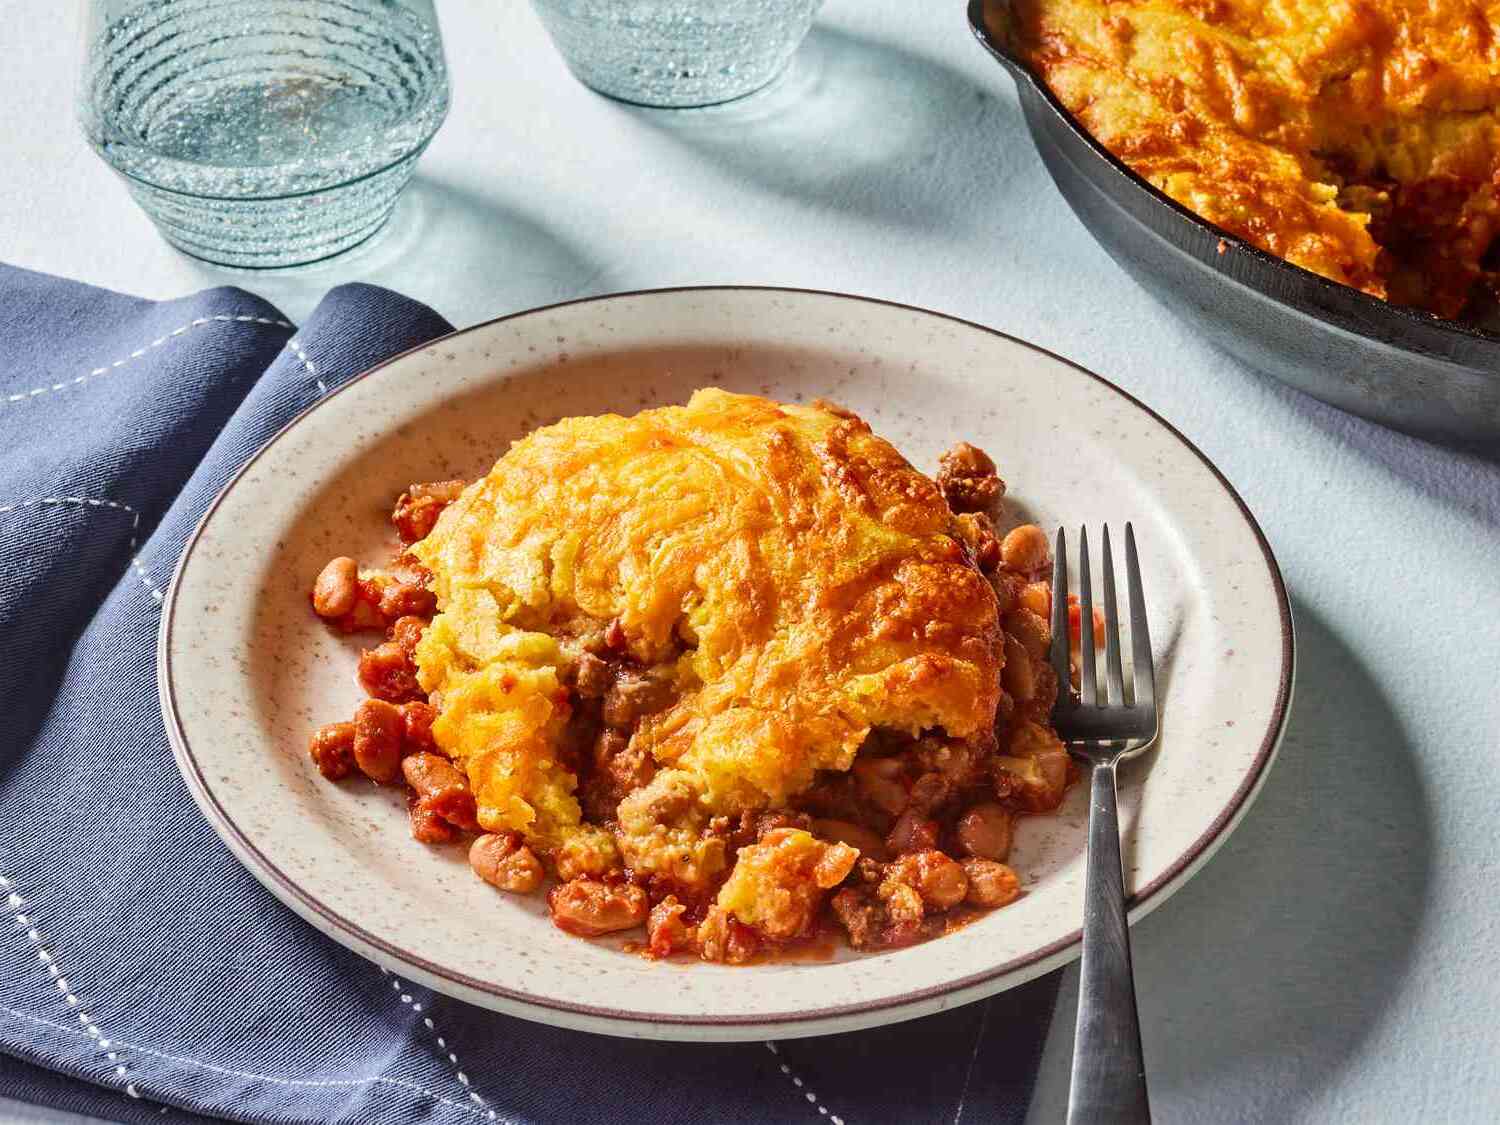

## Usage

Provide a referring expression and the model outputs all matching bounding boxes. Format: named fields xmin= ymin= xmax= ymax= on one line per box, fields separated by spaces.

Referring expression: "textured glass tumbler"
xmin=80 ymin=0 xmax=449 ymax=268
xmin=532 ymin=0 xmax=824 ymax=108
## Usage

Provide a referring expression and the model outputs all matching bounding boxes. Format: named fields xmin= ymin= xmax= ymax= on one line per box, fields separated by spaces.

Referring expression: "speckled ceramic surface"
xmin=158 ymin=287 xmax=1292 ymax=1041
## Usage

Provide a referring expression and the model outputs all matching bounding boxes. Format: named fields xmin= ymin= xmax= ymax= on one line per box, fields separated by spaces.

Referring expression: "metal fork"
xmin=1050 ymin=524 xmax=1159 ymax=1125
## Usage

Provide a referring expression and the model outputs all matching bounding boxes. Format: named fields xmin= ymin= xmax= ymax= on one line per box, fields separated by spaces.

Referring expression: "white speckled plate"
xmin=159 ymin=287 xmax=1292 ymax=1041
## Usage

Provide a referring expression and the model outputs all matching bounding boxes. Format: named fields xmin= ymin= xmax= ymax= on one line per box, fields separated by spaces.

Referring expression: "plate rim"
xmin=159 ymin=284 xmax=1294 ymax=1034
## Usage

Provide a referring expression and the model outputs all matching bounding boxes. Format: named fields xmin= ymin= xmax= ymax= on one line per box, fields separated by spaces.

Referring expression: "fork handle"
xmin=1067 ymin=760 xmax=1152 ymax=1124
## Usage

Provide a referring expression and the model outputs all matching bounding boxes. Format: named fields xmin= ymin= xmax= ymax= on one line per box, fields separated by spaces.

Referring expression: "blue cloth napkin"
xmin=0 ymin=263 xmax=1061 ymax=1125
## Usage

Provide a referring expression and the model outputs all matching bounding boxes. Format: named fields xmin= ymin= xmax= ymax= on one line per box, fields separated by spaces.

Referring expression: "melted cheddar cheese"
xmin=411 ymin=389 xmax=1002 ymax=887
xmin=999 ymin=0 xmax=1500 ymax=318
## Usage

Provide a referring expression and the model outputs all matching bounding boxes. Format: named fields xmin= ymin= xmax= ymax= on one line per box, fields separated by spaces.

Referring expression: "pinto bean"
xmin=311 ymin=557 xmax=359 ymax=618
xmin=853 ymin=757 xmax=908 ymax=817
xmin=1000 ymin=524 xmax=1050 ymax=573
xmin=547 ymin=878 xmax=648 ymax=936
xmin=908 ymin=771 xmax=952 ymax=813
xmin=885 ymin=809 xmax=939 ymax=855
xmin=1019 ymin=580 xmax=1051 ymax=620
xmin=887 ymin=851 xmax=969 ymax=912
xmin=352 ymin=699 xmax=404 ymax=783
xmin=409 ymin=794 xmax=455 ymax=844
xmin=378 ymin=582 xmax=435 ymax=621
xmin=469 ymin=833 xmax=515 ymax=882
xmin=308 ymin=722 xmax=356 ymax=780
xmin=403 ymin=752 xmax=478 ymax=831
xmin=1004 ymin=608 xmax=1051 ymax=661
xmin=469 ymin=834 xmax=544 ymax=893
xmin=956 ymin=803 xmax=1014 ymax=861
xmin=399 ymin=700 xmax=437 ymax=752
xmin=393 ymin=496 xmax=439 ymax=543
xmin=1002 ymin=633 xmax=1037 ymax=703
xmin=402 ymin=751 xmax=463 ymax=796
xmin=427 ymin=789 xmax=478 ymax=833
xmin=357 ymin=642 xmax=423 ymax=702
xmin=322 ymin=575 xmax=387 ymax=634
xmin=998 ymin=722 xmax=1071 ymax=812
xmin=494 ymin=847 xmax=544 ymax=893
xmin=961 ymin=859 xmax=1021 ymax=907
xmin=918 ymin=857 xmax=968 ymax=911
xmin=940 ymin=441 xmax=997 ymax=479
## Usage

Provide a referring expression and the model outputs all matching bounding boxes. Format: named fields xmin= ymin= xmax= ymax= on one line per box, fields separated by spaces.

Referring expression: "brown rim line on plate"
xmin=967 ymin=0 xmax=1500 ymax=447
xmin=158 ymin=286 xmax=1294 ymax=1040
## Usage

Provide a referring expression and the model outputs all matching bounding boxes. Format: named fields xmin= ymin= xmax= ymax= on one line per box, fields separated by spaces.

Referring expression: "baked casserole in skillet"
xmin=1005 ymin=0 xmax=1500 ymax=321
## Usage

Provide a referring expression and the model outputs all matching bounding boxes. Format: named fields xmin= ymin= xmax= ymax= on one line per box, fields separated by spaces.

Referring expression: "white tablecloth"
xmin=3 ymin=1 xmax=1496 ymax=1122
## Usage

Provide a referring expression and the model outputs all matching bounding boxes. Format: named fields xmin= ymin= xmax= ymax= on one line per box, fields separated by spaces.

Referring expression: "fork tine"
xmin=1078 ymin=527 xmax=1097 ymax=707
xmin=1100 ymin=525 xmax=1126 ymax=706
xmin=1050 ymin=527 xmax=1071 ymax=704
xmin=1125 ymin=522 xmax=1154 ymax=712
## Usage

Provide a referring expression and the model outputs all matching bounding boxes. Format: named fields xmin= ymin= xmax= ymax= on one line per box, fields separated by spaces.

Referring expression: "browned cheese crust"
xmin=999 ymin=0 xmax=1500 ymax=318
xmin=410 ymin=389 xmax=1004 ymax=890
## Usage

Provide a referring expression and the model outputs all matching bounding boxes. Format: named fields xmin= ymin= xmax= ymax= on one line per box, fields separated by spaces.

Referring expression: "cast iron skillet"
xmin=968 ymin=0 xmax=1500 ymax=449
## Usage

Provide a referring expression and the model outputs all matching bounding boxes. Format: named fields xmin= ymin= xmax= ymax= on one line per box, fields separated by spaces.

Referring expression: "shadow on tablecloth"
xmin=1107 ymin=596 xmax=1435 ymax=1120
xmin=625 ymin=26 xmax=1022 ymax=236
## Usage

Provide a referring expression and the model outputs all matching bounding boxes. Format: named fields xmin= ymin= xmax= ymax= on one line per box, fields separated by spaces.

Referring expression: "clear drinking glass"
xmin=531 ymin=0 xmax=825 ymax=108
xmin=79 ymin=0 xmax=450 ymax=268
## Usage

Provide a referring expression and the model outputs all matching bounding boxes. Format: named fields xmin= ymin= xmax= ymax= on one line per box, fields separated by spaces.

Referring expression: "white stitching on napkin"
xmin=951 ymin=997 xmax=992 ymax=1125
xmin=0 ymin=497 xmax=162 ymax=601
xmin=284 ymin=337 xmax=327 ymax=395
xmin=765 ymin=1042 xmax=845 ymax=1124
xmin=1 ymin=314 xmax=292 ymax=410
xmin=0 ymin=876 xmax=144 ymax=1100
xmin=0 ymin=1006 xmax=495 ymax=1121
xmin=382 ymin=969 xmax=500 ymax=1120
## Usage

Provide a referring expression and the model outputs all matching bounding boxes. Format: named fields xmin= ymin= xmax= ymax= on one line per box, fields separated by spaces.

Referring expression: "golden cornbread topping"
xmin=999 ymin=0 xmax=1500 ymax=319
xmin=411 ymin=389 xmax=1003 ymax=886
xmin=307 ymin=390 xmax=1079 ymax=962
